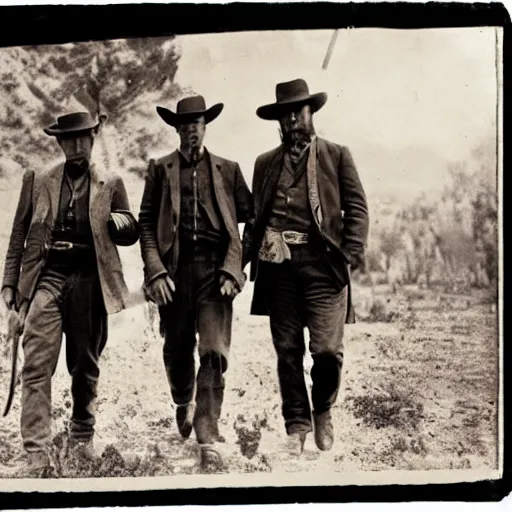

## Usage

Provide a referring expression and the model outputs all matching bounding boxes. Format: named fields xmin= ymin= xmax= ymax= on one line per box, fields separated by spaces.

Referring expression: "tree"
xmin=24 ymin=37 xmax=181 ymax=123
xmin=6 ymin=38 xmax=183 ymax=173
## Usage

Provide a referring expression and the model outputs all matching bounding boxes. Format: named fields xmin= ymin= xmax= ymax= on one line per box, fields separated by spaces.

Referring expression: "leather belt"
xmin=45 ymin=242 xmax=93 ymax=252
xmin=281 ymin=230 xmax=309 ymax=245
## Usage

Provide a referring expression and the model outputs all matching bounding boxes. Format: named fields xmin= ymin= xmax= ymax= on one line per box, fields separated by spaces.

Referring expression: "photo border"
xmin=0 ymin=1 xmax=508 ymax=507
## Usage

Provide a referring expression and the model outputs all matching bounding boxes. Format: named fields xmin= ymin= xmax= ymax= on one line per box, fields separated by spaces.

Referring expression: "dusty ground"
xmin=0 ymin=271 xmax=499 ymax=478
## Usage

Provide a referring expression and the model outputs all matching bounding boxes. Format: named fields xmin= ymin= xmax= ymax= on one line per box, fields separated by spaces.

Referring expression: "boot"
xmin=176 ymin=403 xmax=195 ymax=439
xmin=199 ymin=443 xmax=226 ymax=473
xmin=285 ymin=432 xmax=307 ymax=456
xmin=68 ymin=437 xmax=97 ymax=461
xmin=24 ymin=451 xmax=51 ymax=477
xmin=313 ymin=410 xmax=334 ymax=451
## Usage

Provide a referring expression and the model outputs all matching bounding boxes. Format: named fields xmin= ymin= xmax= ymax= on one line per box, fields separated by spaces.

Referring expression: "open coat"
xmin=138 ymin=150 xmax=253 ymax=291
xmin=1 ymin=162 xmax=132 ymax=315
xmin=247 ymin=137 xmax=369 ymax=324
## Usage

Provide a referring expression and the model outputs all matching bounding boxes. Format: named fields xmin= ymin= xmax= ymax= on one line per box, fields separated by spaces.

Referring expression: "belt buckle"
xmin=46 ymin=241 xmax=74 ymax=251
xmin=282 ymin=230 xmax=307 ymax=245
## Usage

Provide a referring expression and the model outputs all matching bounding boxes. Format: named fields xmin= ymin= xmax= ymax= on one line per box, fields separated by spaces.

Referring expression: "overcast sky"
xmin=173 ymin=28 xmax=500 ymax=200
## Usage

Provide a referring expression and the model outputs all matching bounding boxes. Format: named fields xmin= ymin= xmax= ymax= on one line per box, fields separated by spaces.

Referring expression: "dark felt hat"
xmin=44 ymin=111 xmax=100 ymax=136
xmin=156 ymin=95 xmax=224 ymax=127
xmin=256 ymin=78 xmax=327 ymax=120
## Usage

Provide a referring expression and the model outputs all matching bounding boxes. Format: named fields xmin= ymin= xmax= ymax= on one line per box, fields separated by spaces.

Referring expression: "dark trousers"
xmin=21 ymin=268 xmax=107 ymax=453
xmin=160 ymin=240 xmax=232 ymax=444
xmin=260 ymin=245 xmax=348 ymax=435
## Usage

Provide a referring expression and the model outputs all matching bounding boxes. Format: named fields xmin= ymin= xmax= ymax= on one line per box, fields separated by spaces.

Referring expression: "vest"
xmin=179 ymin=150 xmax=224 ymax=244
xmin=268 ymin=150 xmax=314 ymax=233
xmin=44 ymin=171 xmax=96 ymax=273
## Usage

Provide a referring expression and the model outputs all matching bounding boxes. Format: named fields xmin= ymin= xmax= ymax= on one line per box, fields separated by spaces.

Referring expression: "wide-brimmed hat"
xmin=44 ymin=111 xmax=100 ymax=136
xmin=256 ymin=78 xmax=328 ymax=120
xmin=156 ymin=95 xmax=224 ymax=127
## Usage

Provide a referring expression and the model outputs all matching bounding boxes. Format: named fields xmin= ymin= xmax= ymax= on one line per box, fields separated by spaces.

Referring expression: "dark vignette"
xmin=0 ymin=1 xmax=509 ymax=508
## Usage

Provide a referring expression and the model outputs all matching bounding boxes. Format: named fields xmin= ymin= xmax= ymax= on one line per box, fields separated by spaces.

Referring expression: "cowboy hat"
xmin=44 ymin=111 xmax=101 ymax=136
xmin=256 ymin=78 xmax=328 ymax=120
xmin=156 ymin=95 xmax=224 ymax=127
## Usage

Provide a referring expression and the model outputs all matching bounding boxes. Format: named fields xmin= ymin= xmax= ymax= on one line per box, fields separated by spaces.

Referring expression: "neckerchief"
xmin=258 ymin=137 xmax=322 ymax=264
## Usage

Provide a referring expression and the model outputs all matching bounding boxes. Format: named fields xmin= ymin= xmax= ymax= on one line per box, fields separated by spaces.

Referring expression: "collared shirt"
xmin=178 ymin=147 xmax=224 ymax=244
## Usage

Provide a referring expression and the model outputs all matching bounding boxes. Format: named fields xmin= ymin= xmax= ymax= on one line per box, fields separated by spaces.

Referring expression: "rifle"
xmin=2 ymin=301 xmax=28 ymax=417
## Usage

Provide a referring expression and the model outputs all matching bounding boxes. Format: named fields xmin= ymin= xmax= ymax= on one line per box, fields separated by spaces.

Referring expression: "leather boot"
xmin=313 ymin=410 xmax=334 ymax=451
xmin=24 ymin=450 xmax=51 ymax=477
xmin=69 ymin=437 xmax=97 ymax=461
xmin=176 ymin=403 xmax=195 ymax=439
xmin=285 ymin=432 xmax=307 ymax=456
xmin=199 ymin=443 xmax=226 ymax=473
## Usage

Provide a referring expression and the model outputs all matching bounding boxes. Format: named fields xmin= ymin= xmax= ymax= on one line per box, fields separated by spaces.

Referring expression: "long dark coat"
xmin=247 ymin=137 xmax=369 ymax=324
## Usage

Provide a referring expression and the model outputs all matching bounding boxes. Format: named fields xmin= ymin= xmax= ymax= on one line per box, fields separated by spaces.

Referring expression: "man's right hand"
xmin=146 ymin=275 xmax=176 ymax=306
xmin=1 ymin=287 xmax=16 ymax=311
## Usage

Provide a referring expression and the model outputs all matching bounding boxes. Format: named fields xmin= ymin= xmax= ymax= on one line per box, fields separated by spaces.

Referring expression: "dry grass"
xmin=0 ymin=278 xmax=499 ymax=478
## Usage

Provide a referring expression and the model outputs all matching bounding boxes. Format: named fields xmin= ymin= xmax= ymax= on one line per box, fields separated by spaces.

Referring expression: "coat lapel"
xmin=89 ymin=161 xmax=108 ymax=217
xmin=165 ymin=151 xmax=181 ymax=234
xmin=209 ymin=152 xmax=236 ymax=234
xmin=45 ymin=163 xmax=65 ymax=224
xmin=89 ymin=162 xmax=105 ymax=200
xmin=305 ymin=137 xmax=323 ymax=230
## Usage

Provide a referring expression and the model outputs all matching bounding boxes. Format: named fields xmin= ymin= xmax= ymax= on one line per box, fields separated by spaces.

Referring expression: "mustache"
xmin=181 ymin=133 xmax=200 ymax=144
xmin=66 ymin=154 xmax=88 ymax=162
xmin=281 ymin=128 xmax=314 ymax=146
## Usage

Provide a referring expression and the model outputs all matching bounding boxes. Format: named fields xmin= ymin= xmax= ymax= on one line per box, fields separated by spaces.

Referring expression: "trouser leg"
xmin=20 ymin=286 xmax=63 ymax=453
xmin=62 ymin=272 xmax=108 ymax=441
xmin=298 ymin=251 xmax=348 ymax=414
xmin=161 ymin=305 xmax=197 ymax=406
xmin=261 ymin=261 xmax=312 ymax=435
xmin=195 ymin=299 xmax=232 ymax=444
xmin=160 ymin=255 xmax=197 ymax=406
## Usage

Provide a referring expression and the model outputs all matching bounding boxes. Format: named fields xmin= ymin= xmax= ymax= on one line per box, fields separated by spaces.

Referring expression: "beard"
xmin=281 ymin=127 xmax=315 ymax=164
xmin=64 ymin=156 xmax=89 ymax=179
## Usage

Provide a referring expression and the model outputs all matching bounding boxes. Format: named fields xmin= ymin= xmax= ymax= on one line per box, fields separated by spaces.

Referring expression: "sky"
xmin=172 ymin=28 xmax=500 ymax=200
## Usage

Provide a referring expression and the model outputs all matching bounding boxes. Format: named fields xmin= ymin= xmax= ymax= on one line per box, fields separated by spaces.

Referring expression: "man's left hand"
xmin=219 ymin=275 xmax=239 ymax=299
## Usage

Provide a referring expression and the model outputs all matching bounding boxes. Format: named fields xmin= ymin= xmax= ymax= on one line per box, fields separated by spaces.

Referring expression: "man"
xmin=245 ymin=79 xmax=369 ymax=455
xmin=138 ymin=95 xmax=252 ymax=471
xmin=1 ymin=111 xmax=139 ymax=476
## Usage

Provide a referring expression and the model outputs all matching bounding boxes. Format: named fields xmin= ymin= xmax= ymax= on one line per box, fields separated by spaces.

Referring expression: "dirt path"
xmin=0 ymin=283 xmax=499 ymax=478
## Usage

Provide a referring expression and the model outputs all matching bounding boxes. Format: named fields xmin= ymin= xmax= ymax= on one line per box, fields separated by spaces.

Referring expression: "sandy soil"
xmin=0 ymin=273 xmax=499 ymax=478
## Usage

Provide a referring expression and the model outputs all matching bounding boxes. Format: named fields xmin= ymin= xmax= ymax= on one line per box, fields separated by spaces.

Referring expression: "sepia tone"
xmin=0 ymin=27 xmax=501 ymax=489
